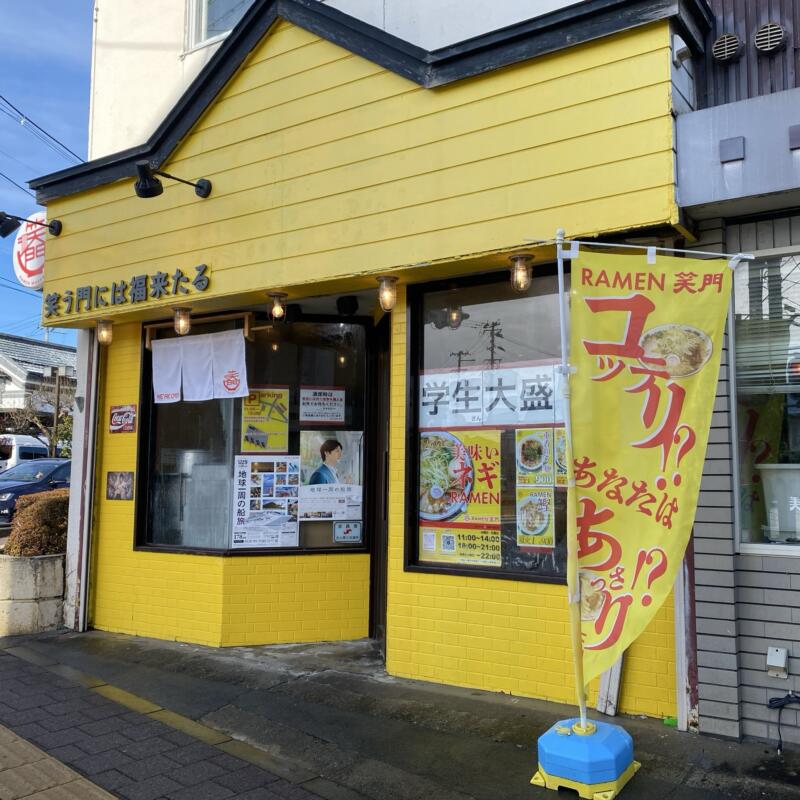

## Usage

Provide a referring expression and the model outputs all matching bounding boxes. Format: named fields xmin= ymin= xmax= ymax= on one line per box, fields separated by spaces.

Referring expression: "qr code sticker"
xmin=441 ymin=534 xmax=456 ymax=553
xmin=422 ymin=532 xmax=436 ymax=551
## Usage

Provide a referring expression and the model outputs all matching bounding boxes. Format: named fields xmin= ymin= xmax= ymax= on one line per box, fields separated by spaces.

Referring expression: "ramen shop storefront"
xmin=31 ymin=0 xmax=696 ymax=718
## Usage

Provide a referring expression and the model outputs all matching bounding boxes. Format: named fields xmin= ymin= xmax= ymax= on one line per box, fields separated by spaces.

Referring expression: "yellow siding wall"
xmin=89 ymin=323 xmax=370 ymax=646
xmin=386 ymin=287 xmax=676 ymax=718
xmin=44 ymin=20 xmax=676 ymax=326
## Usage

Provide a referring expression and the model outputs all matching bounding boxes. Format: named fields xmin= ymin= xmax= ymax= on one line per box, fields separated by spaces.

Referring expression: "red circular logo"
xmin=223 ymin=370 xmax=241 ymax=392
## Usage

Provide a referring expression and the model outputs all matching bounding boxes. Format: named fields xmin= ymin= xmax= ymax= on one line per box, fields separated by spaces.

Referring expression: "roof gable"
xmin=30 ymin=0 xmax=711 ymax=203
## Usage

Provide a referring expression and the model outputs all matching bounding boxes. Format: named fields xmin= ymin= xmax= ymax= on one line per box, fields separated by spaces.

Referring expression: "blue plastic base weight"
xmin=532 ymin=718 xmax=639 ymax=799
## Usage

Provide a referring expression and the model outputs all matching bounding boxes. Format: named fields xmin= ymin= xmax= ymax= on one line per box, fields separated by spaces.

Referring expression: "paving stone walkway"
xmin=0 ymin=721 xmax=114 ymax=799
xmin=0 ymin=647 xmax=322 ymax=800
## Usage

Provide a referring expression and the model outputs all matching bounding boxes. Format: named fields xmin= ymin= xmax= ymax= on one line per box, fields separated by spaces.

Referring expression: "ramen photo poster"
xmin=418 ymin=429 xmax=502 ymax=566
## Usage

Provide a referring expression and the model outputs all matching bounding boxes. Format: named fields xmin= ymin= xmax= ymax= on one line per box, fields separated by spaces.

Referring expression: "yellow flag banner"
xmin=570 ymin=250 xmax=732 ymax=683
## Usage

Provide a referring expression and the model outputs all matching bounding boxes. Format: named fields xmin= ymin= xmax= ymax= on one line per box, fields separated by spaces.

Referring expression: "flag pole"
xmin=555 ymin=227 xmax=588 ymax=731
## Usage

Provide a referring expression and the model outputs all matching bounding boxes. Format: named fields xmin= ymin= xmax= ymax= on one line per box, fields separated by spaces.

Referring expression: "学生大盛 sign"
xmin=569 ymin=250 xmax=732 ymax=683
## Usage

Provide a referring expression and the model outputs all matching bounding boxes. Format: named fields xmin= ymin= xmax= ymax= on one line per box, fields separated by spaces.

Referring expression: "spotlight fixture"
xmin=0 ymin=211 xmax=62 ymax=238
xmin=269 ymin=292 xmax=288 ymax=321
xmin=336 ymin=295 xmax=359 ymax=316
xmin=509 ymin=254 xmax=534 ymax=293
xmin=377 ymin=276 xmax=398 ymax=312
xmin=96 ymin=319 xmax=113 ymax=346
xmin=134 ymin=160 xmax=212 ymax=199
xmin=173 ymin=307 xmax=192 ymax=336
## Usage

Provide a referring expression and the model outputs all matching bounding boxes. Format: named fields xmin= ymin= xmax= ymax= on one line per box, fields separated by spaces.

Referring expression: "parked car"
xmin=0 ymin=434 xmax=51 ymax=472
xmin=0 ymin=460 xmax=71 ymax=525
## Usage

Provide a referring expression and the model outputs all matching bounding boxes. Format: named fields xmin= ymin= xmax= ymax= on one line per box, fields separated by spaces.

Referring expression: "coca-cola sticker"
xmin=109 ymin=404 xmax=137 ymax=433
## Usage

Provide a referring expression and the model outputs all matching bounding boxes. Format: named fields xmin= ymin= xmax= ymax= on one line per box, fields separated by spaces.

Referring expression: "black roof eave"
xmin=30 ymin=0 xmax=712 ymax=204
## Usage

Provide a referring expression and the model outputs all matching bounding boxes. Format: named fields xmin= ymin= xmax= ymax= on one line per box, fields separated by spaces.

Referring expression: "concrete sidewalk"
xmin=2 ymin=630 xmax=800 ymax=800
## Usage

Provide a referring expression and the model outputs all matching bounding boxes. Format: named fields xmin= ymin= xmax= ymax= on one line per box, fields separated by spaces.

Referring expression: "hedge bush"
xmin=4 ymin=489 xmax=69 ymax=557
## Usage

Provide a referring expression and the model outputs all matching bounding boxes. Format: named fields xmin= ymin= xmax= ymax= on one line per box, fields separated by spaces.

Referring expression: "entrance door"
xmin=369 ymin=314 xmax=391 ymax=652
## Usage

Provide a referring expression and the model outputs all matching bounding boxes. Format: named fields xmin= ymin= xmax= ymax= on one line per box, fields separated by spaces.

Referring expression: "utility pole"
xmin=449 ymin=350 xmax=474 ymax=372
xmin=481 ymin=321 xmax=505 ymax=370
xmin=44 ymin=365 xmax=66 ymax=457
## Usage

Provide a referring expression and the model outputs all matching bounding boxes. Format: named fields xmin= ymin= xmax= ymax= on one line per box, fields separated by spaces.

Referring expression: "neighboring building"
xmin=53 ymin=0 xmax=800 ymax=745
xmin=0 ymin=333 xmax=76 ymax=429
xmin=673 ymin=0 xmax=800 ymax=747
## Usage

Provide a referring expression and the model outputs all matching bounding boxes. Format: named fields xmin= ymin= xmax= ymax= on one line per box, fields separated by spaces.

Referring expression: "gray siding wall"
xmin=692 ymin=215 xmax=800 ymax=745
xmin=728 ymin=216 xmax=800 ymax=746
xmin=690 ymin=218 xmax=742 ymax=739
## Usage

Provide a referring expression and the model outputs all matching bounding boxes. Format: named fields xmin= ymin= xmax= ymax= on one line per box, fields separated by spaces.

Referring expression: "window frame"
xmin=185 ymin=0 xmax=246 ymax=53
xmin=133 ymin=310 xmax=377 ymax=557
xmin=731 ymin=243 xmax=800 ymax=557
xmin=404 ymin=269 xmax=567 ymax=585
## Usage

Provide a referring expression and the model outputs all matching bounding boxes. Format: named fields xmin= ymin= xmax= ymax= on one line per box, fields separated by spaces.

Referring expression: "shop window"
xmin=139 ymin=317 xmax=368 ymax=553
xmin=734 ymin=253 xmax=800 ymax=549
xmin=408 ymin=273 xmax=567 ymax=582
xmin=189 ymin=0 xmax=256 ymax=48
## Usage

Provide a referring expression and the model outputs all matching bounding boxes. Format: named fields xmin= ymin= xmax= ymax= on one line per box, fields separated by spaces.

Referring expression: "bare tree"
xmin=4 ymin=377 xmax=76 ymax=457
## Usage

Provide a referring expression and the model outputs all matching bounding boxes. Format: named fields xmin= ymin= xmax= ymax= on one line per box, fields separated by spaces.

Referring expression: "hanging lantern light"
xmin=376 ymin=276 xmax=398 ymax=312
xmin=96 ymin=319 xmax=113 ymax=346
xmin=446 ymin=303 xmax=463 ymax=329
xmin=337 ymin=352 xmax=348 ymax=367
xmin=269 ymin=292 xmax=288 ymax=321
xmin=271 ymin=341 xmax=280 ymax=352
xmin=509 ymin=254 xmax=533 ymax=293
xmin=173 ymin=307 xmax=192 ymax=336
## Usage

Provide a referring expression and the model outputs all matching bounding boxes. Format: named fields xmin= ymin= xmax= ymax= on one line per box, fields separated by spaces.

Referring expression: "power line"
xmin=0 ymin=169 xmax=35 ymax=199
xmin=0 ymin=105 xmax=76 ymax=166
xmin=0 ymin=277 xmax=40 ymax=298
xmin=0 ymin=94 xmax=84 ymax=164
xmin=0 ymin=283 xmax=41 ymax=303
xmin=0 ymin=146 xmax=38 ymax=174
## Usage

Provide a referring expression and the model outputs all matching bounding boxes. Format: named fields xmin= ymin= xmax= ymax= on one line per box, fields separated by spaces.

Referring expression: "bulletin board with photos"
xmin=233 ymin=321 xmax=368 ymax=552
xmin=409 ymin=274 xmax=569 ymax=582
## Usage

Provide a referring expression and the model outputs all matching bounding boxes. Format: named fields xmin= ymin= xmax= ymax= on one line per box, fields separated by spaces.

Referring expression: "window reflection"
xmin=735 ymin=255 xmax=800 ymax=545
xmin=415 ymin=274 xmax=568 ymax=579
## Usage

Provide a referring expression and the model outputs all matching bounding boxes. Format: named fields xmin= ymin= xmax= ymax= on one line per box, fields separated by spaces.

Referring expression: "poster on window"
xmin=516 ymin=487 xmax=555 ymax=549
xmin=298 ymin=431 xmax=363 ymax=521
xmin=232 ymin=455 xmax=300 ymax=548
xmin=299 ymin=387 xmax=345 ymax=424
xmin=419 ymin=429 xmax=501 ymax=526
xmin=419 ymin=363 xmax=564 ymax=429
xmin=515 ymin=428 xmax=554 ymax=487
xmin=240 ymin=386 xmax=289 ymax=453
xmin=419 ymin=527 xmax=501 ymax=566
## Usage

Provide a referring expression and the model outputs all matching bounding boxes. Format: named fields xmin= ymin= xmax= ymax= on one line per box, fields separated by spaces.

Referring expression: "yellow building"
xmin=32 ymin=0 xmax=711 ymax=721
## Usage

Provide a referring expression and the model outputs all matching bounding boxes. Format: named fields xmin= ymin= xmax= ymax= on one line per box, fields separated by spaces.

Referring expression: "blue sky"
xmin=0 ymin=2 xmax=94 ymax=346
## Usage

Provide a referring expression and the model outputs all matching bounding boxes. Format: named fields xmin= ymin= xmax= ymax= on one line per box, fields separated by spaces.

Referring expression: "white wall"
xmin=88 ymin=0 xmax=583 ymax=157
xmin=321 ymin=0 xmax=583 ymax=50
xmin=89 ymin=0 xmax=222 ymax=158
